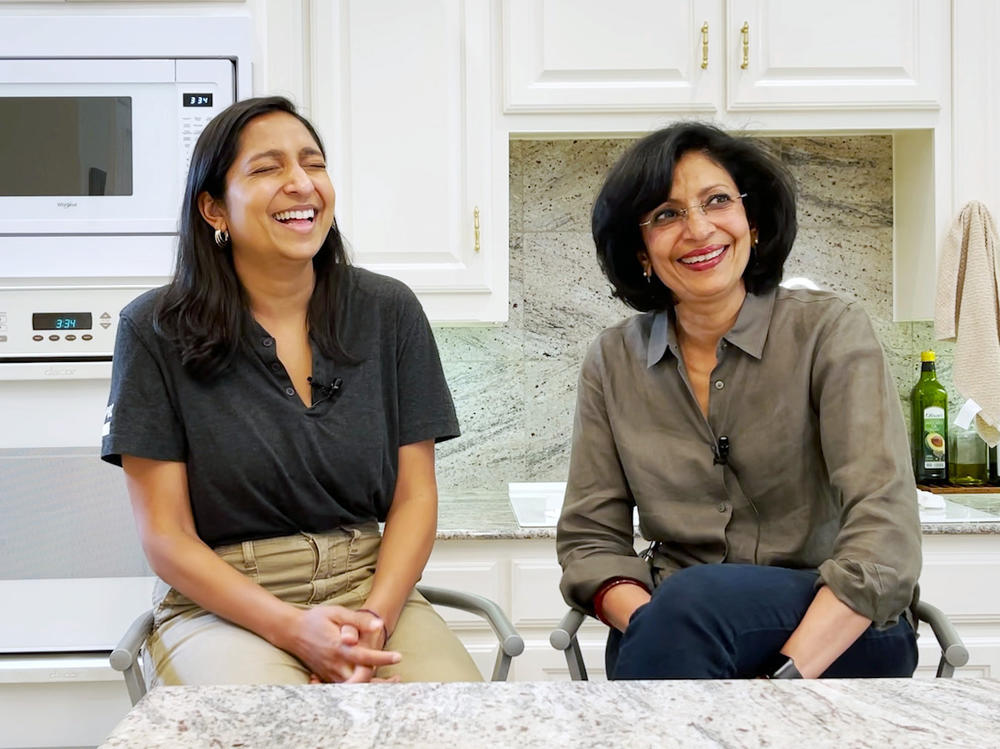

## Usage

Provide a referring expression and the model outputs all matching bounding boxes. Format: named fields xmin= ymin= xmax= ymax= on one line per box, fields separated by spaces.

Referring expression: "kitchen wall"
xmin=432 ymin=135 xmax=958 ymax=493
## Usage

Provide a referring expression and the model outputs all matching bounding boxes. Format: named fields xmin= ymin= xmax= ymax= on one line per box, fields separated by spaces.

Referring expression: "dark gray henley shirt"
xmin=101 ymin=267 xmax=459 ymax=548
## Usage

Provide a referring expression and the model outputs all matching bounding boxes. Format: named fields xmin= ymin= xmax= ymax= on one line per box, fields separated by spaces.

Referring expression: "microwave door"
xmin=0 ymin=96 xmax=132 ymax=198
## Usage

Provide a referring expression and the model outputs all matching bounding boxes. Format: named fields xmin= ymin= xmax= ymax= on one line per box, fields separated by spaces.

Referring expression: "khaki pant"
xmin=145 ymin=523 xmax=482 ymax=685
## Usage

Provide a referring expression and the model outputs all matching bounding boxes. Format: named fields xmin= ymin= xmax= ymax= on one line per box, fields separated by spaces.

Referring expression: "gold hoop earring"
xmin=214 ymin=228 xmax=230 ymax=248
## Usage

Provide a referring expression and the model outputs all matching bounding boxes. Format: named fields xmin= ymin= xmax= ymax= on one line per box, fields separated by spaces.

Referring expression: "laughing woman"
xmin=101 ymin=96 xmax=481 ymax=685
xmin=557 ymin=122 xmax=922 ymax=680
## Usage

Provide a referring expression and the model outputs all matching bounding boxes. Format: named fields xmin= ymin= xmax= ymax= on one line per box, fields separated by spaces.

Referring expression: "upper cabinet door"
xmin=727 ymin=0 xmax=948 ymax=111
xmin=502 ymin=0 xmax=723 ymax=113
xmin=311 ymin=0 xmax=507 ymax=322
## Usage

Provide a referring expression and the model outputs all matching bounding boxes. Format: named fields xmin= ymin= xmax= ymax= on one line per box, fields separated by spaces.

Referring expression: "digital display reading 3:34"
xmin=32 ymin=313 xmax=93 ymax=330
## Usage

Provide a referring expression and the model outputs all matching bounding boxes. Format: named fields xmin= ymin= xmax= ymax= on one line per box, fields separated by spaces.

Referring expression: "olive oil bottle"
xmin=911 ymin=350 xmax=949 ymax=483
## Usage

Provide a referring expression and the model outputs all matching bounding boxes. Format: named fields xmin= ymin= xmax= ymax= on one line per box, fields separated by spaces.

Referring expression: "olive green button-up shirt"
xmin=556 ymin=287 xmax=921 ymax=627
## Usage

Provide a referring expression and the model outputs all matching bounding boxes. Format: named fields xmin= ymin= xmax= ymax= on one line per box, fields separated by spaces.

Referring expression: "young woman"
xmin=102 ymin=96 xmax=481 ymax=685
xmin=557 ymin=122 xmax=922 ymax=680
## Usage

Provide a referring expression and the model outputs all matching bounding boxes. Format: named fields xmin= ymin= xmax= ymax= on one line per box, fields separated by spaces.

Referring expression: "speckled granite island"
xmin=101 ymin=679 xmax=1000 ymax=748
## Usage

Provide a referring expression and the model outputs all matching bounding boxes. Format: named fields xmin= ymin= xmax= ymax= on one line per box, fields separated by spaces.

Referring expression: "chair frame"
xmin=111 ymin=584 xmax=524 ymax=705
xmin=550 ymin=599 xmax=969 ymax=680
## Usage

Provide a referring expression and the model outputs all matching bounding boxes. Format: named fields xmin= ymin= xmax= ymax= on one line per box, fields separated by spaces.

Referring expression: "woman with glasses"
xmin=556 ymin=122 xmax=921 ymax=680
xmin=101 ymin=96 xmax=481 ymax=686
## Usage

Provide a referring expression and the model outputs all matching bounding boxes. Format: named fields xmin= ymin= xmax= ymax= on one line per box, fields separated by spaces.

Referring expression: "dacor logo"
xmin=44 ymin=366 xmax=75 ymax=377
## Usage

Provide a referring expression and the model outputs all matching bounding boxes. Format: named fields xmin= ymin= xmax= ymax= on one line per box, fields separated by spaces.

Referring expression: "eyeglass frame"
xmin=638 ymin=192 xmax=748 ymax=230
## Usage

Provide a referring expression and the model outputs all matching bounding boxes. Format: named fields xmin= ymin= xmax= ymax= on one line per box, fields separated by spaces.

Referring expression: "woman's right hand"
xmin=285 ymin=605 xmax=401 ymax=683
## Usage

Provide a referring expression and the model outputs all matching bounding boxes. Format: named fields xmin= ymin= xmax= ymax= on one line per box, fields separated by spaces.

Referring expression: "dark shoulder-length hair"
xmin=154 ymin=95 xmax=355 ymax=379
xmin=592 ymin=121 xmax=797 ymax=312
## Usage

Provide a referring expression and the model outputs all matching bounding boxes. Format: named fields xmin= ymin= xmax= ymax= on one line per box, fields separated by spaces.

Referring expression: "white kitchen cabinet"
xmin=727 ymin=0 xmax=947 ymax=112
xmin=308 ymin=0 xmax=509 ymax=323
xmin=425 ymin=538 xmax=605 ymax=681
xmin=918 ymin=534 xmax=1000 ymax=679
xmin=502 ymin=0 xmax=948 ymax=120
xmin=502 ymin=0 xmax=723 ymax=114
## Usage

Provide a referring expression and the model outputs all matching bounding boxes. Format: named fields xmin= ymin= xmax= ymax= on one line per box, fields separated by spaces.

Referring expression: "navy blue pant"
xmin=608 ymin=564 xmax=918 ymax=679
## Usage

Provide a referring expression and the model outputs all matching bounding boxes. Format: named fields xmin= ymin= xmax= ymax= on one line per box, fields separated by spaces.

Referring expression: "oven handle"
xmin=0 ymin=359 xmax=112 ymax=380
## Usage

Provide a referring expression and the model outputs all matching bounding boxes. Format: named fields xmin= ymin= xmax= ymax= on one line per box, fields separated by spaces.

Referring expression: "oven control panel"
xmin=0 ymin=285 xmax=155 ymax=361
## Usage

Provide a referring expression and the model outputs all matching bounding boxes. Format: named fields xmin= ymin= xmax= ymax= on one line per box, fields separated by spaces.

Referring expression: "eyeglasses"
xmin=638 ymin=192 xmax=748 ymax=230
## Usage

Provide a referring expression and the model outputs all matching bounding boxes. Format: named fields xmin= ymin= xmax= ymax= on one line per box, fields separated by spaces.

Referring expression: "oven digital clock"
xmin=32 ymin=312 xmax=93 ymax=330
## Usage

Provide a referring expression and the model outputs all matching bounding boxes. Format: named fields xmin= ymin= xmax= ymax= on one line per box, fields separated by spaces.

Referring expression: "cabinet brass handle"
xmin=740 ymin=22 xmax=749 ymax=69
xmin=701 ymin=22 xmax=709 ymax=69
xmin=474 ymin=206 xmax=481 ymax=252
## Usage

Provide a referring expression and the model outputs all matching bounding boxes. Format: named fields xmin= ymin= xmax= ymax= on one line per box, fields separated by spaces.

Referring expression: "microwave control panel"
xmin=0 ymin=286 xmax=154 ymax=361
xmin=178 ymin=59 xmax=235 ymax=176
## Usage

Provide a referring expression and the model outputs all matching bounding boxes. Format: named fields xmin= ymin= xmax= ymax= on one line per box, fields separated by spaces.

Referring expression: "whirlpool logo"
xmin=56 ymin=201 xmax=78 ymax=209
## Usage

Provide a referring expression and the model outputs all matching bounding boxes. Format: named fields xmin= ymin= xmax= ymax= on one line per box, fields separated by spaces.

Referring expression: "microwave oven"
xmin=0 ymin=57 xmax=236 ymax=281
xmin=0 ymin=58 xmax=234 ymax=239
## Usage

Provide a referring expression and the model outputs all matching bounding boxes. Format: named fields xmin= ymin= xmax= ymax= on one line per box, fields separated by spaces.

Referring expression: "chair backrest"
xmin=550 ymin=600 xmax=968 ymax=680
xmin=111 ymin=585 xmax=524 ymax=706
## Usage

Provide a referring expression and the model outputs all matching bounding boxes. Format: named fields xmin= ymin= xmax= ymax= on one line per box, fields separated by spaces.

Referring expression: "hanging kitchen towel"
xmin=935 ymin=200 xmax=1000 ymax=446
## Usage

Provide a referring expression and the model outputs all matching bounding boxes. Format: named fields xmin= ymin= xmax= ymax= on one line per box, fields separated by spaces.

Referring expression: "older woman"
xmin=557 ymin=122 xmax=921 ymax=680
xmin=101 ymin=96 xmax=481 ymax=685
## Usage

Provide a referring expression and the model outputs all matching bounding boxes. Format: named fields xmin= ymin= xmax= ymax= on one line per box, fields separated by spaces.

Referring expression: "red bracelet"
xmin=357 ymin=608 xmax=389 ymax=647
xmin=592 ymin=577 xmax=650 ymax=628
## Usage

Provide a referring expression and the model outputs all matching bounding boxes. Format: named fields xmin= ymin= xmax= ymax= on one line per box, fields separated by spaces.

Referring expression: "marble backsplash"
xmin=432 ymin=136 xmax=958 ymax=492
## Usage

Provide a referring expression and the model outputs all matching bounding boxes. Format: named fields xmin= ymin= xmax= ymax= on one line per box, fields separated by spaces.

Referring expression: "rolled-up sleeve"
xmin=812 ymin=303 xmax=921 ymax=627
xmin=557 ymin=334 xmax=652 ymax=613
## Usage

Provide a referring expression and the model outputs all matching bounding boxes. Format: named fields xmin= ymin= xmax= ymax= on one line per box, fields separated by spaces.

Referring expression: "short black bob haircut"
xmin=592 ymin=122 xmax=797 ymax=312
xmin=155 ymin=96 xmax=354 ymax=379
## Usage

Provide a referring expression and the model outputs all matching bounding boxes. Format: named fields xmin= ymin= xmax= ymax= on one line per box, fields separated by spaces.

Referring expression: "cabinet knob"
xmin=740 ymin=22 xmax=750 ymax=70
xmin=701 ymin=22 xmax=709 ymax=70
xmin=474 ymin=206 xmax=481 ymax=253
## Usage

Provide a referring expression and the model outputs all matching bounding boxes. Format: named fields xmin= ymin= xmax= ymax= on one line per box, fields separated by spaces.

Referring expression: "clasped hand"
xmin=289 ymin=605 xmax=401 ymax=683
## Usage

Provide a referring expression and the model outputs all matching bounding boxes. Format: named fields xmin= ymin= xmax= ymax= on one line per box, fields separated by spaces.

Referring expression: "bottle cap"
xmin=921 ymin=350 xmax=936 ymax=362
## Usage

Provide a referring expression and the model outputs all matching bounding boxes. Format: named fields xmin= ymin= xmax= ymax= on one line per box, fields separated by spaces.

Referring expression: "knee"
xmin=645 ymin=564 xmax=740 ymax=625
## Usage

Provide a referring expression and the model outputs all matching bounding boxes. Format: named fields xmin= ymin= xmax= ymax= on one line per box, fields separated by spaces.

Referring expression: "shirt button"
xmin=717 ymin=502 xmax=728 ymax=513
xmin=270 ymin=362 xmax=282 ymax=372
xmin=284 ymin=386 xmax=296 ymax=397
xmin=262 ymin=337 xmax=274 ymax=347
xmin=714 ymin=380 xmax=725 ymax=390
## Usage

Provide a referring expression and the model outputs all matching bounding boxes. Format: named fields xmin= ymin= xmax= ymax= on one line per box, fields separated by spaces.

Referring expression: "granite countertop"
xmin=101 ymin=679 xmax=1000 ymax=748
xmin=437 ymin=489 xmax=1000 ymax=539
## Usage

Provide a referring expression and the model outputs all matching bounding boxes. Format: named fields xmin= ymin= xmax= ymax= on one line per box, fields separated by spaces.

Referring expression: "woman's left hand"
xmin=779 ymin=585 xmax=872 ymax=678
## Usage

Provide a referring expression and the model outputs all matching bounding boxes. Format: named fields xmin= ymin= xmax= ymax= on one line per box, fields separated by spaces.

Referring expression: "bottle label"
xmin=921 ymin=406 xmax=946 ymax=470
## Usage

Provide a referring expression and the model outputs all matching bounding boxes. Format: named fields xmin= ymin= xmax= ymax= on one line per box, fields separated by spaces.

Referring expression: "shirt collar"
xmin=646 ymin=287 xmax=778 ymax=367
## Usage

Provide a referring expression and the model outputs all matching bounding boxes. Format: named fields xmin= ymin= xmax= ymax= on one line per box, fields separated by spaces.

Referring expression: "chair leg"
xmin=122 ymin=661 xmax=148 ymax=706
xmin=491 ymin=649 xmax=512 ymax=682
xmin=565 ymin=635 xmax=589 ymax=681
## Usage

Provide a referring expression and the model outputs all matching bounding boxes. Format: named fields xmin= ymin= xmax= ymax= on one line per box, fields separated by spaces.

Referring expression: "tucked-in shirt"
xmin=101 ymin=266 xmax=459 ymax=548
xmin=557 ymin=287 xmax=922 ymax=627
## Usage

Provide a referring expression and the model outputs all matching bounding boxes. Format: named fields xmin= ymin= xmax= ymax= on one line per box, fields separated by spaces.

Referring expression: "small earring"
xmin=644 ymin=269 xmax=652 ymax=284
xmin=214 ymin=228 xmax=230 ymax=248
